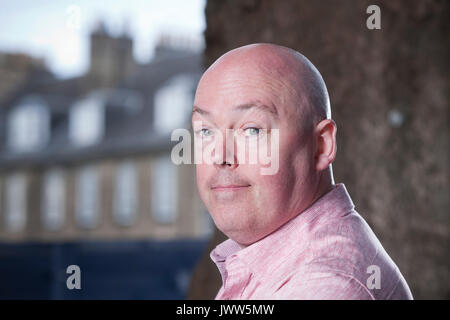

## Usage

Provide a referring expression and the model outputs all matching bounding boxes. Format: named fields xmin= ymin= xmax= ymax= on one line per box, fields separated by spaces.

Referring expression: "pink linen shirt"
xmin=210 ymin=183 xmax=413 ymax=300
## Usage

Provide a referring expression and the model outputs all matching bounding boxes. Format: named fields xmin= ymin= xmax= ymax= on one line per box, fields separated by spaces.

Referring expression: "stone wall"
xmin=0 ymin=155 xmax=208 ymax=242
xmin=188 ymin=0 xmax=449 ymax=299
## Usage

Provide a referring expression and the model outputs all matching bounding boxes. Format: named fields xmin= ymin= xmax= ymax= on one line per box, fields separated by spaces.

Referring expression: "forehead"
xmin=194 ymin=62 xmax=296 ymax=117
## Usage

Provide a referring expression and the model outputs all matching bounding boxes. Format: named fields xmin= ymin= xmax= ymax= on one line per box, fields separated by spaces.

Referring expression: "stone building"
xmin=0 ymin=23 xmax=212 ymax=244
xmin=0 ymin=52 xmax=47 ymax=106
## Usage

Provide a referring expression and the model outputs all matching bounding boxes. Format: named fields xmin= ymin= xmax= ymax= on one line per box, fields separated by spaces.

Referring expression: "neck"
xmin=312 ymin=165 xmax=335 ymax=204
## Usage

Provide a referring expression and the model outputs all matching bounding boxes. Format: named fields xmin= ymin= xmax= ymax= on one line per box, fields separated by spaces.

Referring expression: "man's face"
xmin=193 ymin=52 xmax=318 ymax=245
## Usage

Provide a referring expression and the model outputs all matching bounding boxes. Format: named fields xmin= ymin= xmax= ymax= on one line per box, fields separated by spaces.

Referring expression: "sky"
xmin=0 ymin=0 xmax=206 ymax=78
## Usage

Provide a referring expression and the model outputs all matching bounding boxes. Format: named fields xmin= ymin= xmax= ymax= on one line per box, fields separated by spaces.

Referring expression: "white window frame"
xmin=7 ymin=97 xmax=49 ymax=152
xmin=41 ymin=168 xmax=66 ymax=231
xmin=4 ymin=173 xmax=27 ymax=232
xmin=153 ymin=75 xmax=194 ymax=133
xmin=151 ymin=155 xmax=178 ymax=224
xmin=113 ymin=160 xmax=138 ymax=226
xmin=69 ymin=95 xmax=105 ymax=147
xmin=75 ymin=166 xmax=100 ymax=229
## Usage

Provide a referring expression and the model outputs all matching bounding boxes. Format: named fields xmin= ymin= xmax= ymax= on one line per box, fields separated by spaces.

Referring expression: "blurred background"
xmin=0 ymin=0 xmax=212 ymax=299
xmin=0 ymin=0 xmax=448 ymax=300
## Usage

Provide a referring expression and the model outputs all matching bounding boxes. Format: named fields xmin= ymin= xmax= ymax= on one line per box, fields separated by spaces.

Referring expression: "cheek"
xmin=257 ymin=165 xmax=295 ymax=202
xmin=255 ymin=143 xmax=310 ymax=202
xmin=195 ymin=164 xmax=211 ymax=196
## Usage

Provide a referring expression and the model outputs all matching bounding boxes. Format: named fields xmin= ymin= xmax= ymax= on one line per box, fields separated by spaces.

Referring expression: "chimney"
xmin=88 ymin=20 xmax=136 ymax=88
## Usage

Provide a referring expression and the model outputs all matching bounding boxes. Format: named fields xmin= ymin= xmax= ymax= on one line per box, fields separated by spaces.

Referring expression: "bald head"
xmin=200 ymin=43 xmax=331 ymax=129
xmin=193 ymin=43 xmax=337 ymax=245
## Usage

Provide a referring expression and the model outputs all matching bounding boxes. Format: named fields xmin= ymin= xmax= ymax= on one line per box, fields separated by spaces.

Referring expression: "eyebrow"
xmin=192 ymin=101 xmax=278 ymax=117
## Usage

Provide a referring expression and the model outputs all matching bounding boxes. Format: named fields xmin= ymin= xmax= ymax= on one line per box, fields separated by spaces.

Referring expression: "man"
xmin=192 ymin=43 xmax=413 ymax=300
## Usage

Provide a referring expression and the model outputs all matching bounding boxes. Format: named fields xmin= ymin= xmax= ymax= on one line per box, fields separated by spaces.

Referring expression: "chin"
xmin=232 ymin=233 xmax=264 ymax=247
xmin=219 ymin=224 xmax=267 ymax=247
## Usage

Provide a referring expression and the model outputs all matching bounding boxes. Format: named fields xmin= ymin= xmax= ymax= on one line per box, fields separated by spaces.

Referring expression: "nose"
xmin=213 ymin=130 xmax=238 ymax=170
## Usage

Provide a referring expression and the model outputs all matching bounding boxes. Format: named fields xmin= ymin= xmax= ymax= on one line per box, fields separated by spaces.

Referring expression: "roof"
xmin=0 ymin=48 xmax=203 ymax=169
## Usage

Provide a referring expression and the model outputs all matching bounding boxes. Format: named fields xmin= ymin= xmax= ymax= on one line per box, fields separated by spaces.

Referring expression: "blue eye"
xmin=199 ymin=128 xmax=213 ymax=137
xmin=244 ymin=127 xmax=260 ymax=136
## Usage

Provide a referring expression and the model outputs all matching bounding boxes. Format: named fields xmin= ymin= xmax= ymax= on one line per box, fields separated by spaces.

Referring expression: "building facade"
xmin=0 ymin=23 xmax=212 ymax=244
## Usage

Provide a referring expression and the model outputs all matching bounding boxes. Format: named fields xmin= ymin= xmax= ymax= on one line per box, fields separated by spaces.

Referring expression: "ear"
xmin=314 ymin=119 xmax=337 ymax=171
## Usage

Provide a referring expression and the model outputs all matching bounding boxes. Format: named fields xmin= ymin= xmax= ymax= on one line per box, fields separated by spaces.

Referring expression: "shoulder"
xmin=302 ymin=210 xmax=379 ymax=277
xmin=273 ymin=270 xmax=375 ymax=300
xmin=274 ymin=210 xmax=411 ymax=299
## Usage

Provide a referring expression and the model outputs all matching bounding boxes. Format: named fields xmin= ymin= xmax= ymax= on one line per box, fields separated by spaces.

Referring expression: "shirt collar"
xmin=210 ymin=183 xmax=355 ymax=283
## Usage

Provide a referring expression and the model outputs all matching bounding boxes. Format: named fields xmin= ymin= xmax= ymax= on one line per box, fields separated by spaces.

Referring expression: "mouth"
xmin=211 ymin=185 xmax=251 ymax=192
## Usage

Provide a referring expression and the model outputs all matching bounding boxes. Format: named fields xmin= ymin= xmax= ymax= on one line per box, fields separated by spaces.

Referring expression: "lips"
xmin=211 ymin=184 xmax=250 ymax=191
xmin=208 ymin=174 xmax=251 ymax=192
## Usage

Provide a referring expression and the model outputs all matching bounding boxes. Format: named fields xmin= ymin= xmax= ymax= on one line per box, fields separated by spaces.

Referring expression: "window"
xmin=153 ymin=75 xmax=194 ymax=133
xmin=4 ymin=173 xmax=27 ymax=232
xmin=110 ymin=89 xmax=144 ymax=115
xmin=201 ymin=210 xmax=214 ymax=238
xmin=113 ymin=161 xmax=138 ymax=226
xmin=75 ymin=166 xmax=100 ymax=229
xmin=69 ymin=94 xmax=104 ymax=146
xmin=7 ymin=97 xmax=49 ymax=152
xmin=41 ymin=168 xmax=65 ymax=231
xmin=151 ymin=156 xmax=178 ymax=224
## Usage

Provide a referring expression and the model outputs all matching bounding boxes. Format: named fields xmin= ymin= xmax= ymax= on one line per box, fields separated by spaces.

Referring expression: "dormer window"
xmin=7 ymin=96 xmax=49 ymax=152
xmin=153 ymin=75 xmax=194 ymax=133
xmin=69 ymin=94 xmax=104 ymax=146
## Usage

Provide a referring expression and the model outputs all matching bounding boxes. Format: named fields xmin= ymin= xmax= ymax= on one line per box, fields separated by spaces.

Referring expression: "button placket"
xmin=222 ymin=256 xmax=252 ymax=299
